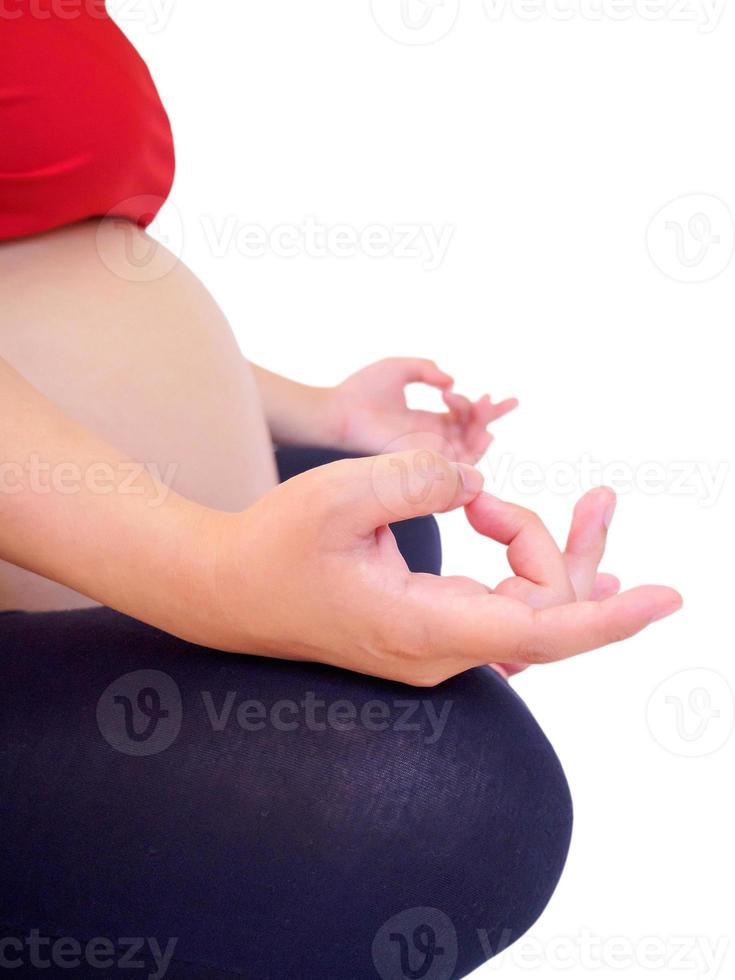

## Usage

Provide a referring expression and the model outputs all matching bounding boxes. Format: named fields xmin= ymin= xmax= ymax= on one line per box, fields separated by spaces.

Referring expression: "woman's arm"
xmin=0 ymin=357 xmax=215 ymax=641
xmin=249 ymin=363 xmax=336 ymax=447
xmin=250 ymin=358 xmax=518 ymax=462
xmin=0 ymin=355 xmax=681 ymax=682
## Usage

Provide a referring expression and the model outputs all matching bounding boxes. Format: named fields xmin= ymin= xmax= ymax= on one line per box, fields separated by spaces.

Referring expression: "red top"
xmin=0 ymin=0 xmax=175 ymax=241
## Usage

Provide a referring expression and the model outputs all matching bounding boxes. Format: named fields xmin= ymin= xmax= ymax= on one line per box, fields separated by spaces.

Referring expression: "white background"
xmin=119 ymin=2 xmax=733 ymax=977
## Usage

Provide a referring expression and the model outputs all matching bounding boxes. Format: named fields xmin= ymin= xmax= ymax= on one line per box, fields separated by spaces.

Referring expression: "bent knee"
xmin=255 ymin=662 xmax=572 ymax=977
xmin=345 ymin=665 xmax=573 ymax=975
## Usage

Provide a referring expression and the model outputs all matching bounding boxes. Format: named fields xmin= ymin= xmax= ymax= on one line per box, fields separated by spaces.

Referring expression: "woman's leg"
xmin=0 ymin=472 xmax=571 ymax=979
xmin=0 ymin=607 xmax=571 ymax=980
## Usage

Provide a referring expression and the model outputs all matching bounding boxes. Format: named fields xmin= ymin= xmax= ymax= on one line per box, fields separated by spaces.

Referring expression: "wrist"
xmin=114 ymin=495 xmax=227 ymax=649
xmin=274 ymin=380 xmax=346 ymax=450
xmin=250 ymin=363 xmax=345 ymax=449
xmin=177 ymin=505 xmax=279 ymax=656
xmin=307 ymin=383 xmax=347 ymax=449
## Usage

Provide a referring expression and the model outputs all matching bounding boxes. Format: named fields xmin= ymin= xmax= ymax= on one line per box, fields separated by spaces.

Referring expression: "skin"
xmin=0 ymin=219 xmax=277 ymax=610
xmin=204 ymin=456 xmax=680 ymax=685
xmin=251 ymin=358 xmax=518 ymax=462
xmin=0 ymin=219 xmax=682 ymax=682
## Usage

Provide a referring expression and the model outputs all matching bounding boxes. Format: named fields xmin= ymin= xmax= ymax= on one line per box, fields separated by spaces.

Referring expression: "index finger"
xmin=465 ymin=492 xmax=575 ymax=605
xmin=396 ymin=358 xmax=454 ymax=389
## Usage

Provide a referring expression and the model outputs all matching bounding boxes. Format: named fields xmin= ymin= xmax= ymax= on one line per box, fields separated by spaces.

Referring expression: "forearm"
xmin=0 ymin=358 xmax=216 ymax=643
xmin=250 ymin=363 xmax=339 ymax=447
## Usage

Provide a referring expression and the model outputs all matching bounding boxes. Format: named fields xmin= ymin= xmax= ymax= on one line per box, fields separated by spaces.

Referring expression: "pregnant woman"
xmin=0 ymin=4 xmax=681 ymax=978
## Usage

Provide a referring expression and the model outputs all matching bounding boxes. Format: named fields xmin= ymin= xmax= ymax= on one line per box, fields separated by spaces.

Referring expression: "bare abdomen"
xmin=0 ymin=219 xmax=276 ymax=611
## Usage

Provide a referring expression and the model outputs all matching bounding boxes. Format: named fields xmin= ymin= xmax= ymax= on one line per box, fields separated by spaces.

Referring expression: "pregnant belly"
xmin=0 ymin=220 xmax=277 ymax=611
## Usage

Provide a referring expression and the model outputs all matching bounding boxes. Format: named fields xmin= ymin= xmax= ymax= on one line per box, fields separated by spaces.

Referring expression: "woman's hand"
xmin=324 ymin=358 xmax=518 ymax=463
xmin=489 ymin=485 xmax=621 ymax=678
xmin=202 ymin=450 xmax=682 ymax=685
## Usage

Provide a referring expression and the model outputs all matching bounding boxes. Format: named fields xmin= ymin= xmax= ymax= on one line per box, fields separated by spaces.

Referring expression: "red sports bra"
xmin=0 ymin=0 xmax=175 ymax=242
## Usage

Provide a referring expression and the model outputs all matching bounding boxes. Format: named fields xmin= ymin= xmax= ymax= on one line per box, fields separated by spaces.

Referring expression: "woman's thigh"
xmin=0 ymin=219 xmax=277 ymax=611
xmin=0 ymin=605 xmax=572 ymax=979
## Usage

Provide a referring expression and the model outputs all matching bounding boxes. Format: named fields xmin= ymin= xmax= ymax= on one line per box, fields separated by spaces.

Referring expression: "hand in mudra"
xmin=205 ymin=450 xmax=681 ymax=686
xmin=327 ymin=357 xmax=517 ymax=463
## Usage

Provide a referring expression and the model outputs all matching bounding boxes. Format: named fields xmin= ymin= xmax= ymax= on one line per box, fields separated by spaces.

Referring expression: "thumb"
xmin=331 ymin=450 xmax=484 ymax=533
xmin=388 ymin=357 xmax=454 ymax=390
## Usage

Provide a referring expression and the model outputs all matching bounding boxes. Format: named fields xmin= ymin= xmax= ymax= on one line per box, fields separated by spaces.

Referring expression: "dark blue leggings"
xmin=0 ymin=449 xmax=572 ymax=980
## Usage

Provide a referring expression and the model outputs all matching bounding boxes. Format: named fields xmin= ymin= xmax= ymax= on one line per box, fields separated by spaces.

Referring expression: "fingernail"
xmin=648 ymin=601 xmax=683 ymax=624
xmin=593 ymin=487 xmax=616 ymax=528
xmin=454 ymin=462 xmax=484 ymax=497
